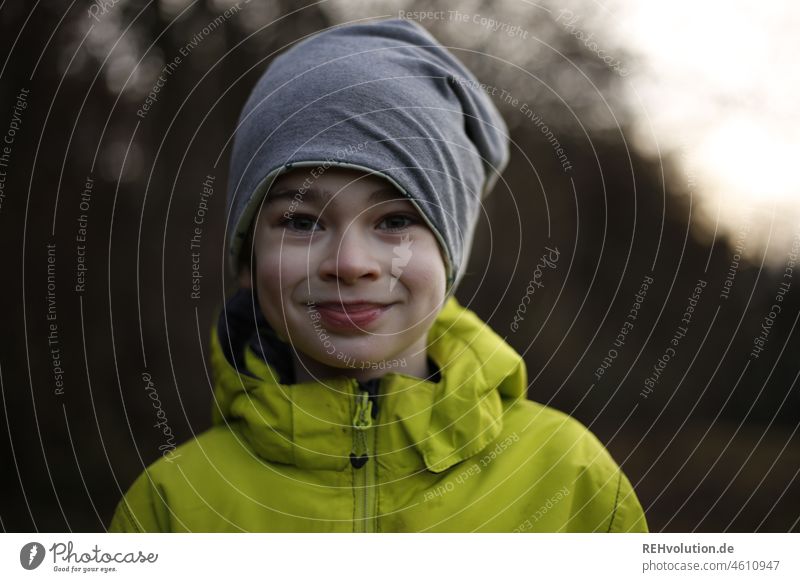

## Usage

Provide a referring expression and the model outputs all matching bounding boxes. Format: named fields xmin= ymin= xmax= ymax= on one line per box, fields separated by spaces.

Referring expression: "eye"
xmin=379 ymin=214 xmax=418 ymax=232
xmin=279 ymin=213 xmax=321 ymax=232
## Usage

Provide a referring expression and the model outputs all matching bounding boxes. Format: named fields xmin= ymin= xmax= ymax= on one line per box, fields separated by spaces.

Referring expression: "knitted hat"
xmin=226 ymin=17 xmax=510 ymax=294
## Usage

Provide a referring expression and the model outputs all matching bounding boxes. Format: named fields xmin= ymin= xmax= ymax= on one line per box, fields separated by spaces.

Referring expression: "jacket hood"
xmin=209 ymin=290 xmax=527 ymax=474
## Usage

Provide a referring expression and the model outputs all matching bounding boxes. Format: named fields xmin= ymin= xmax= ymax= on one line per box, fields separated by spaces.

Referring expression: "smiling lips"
xmin=312 ymin=301 xmax=392 ymax=329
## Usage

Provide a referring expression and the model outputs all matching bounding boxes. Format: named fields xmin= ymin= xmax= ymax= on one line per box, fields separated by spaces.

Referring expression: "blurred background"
xmin=1 ymin=0 xmax=798 ymax=532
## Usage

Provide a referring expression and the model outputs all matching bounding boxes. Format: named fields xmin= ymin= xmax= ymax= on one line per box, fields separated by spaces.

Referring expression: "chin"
xmin=300 ymin=335 xmax=396 ymax=367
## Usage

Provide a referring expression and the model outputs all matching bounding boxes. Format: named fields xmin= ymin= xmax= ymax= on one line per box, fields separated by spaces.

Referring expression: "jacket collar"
xmin=210 ymin=290 xmax=527 ymax=474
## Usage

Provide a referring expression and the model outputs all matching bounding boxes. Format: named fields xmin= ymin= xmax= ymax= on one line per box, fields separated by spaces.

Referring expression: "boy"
xmin=110 ymin=18 xmax=647 ymax=532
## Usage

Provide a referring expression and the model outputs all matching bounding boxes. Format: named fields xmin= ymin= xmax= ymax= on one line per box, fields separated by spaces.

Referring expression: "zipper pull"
xmin=362 ymin=377 xmax=381 ymax=419
xmin=350 ymin=391 xmax=373 ymax=468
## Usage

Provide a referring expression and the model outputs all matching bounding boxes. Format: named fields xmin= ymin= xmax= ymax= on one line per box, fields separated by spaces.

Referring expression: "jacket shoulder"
xmin=109 ymin=425 xmax=246 ymax=532
xmin=500 ymin=398 xmax=648 ymax=532
xmin=501 ymin=397 xmax=611 ymax=460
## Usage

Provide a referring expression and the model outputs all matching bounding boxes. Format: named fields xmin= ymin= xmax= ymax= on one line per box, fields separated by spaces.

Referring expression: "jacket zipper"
xmin=351 ymin=378 xmax=380 ymax=533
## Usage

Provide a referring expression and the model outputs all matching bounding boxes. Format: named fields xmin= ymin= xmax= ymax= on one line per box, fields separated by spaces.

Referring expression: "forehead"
xmin=264 ymin=167 xmax=407 ymax=208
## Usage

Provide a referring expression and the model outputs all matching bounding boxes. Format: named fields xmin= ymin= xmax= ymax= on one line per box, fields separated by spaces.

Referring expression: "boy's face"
xmin=240 ymin=166 xmax=447 ymax=375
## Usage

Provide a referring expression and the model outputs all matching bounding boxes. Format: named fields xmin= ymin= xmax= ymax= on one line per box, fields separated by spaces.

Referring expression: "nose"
xmin=317 ymin=226 xmax=382 ymax=284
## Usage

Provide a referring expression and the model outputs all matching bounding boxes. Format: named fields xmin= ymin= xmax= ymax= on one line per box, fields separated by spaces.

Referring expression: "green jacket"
xmin=109 ymin=295 xmax=647 ymax=532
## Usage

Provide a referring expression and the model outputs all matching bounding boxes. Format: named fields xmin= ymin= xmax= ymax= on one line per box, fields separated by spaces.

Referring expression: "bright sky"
xmin=594 ymin=0 xmax=800 ymax=264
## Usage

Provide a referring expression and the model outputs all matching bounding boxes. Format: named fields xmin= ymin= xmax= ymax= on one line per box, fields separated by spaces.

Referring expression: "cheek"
xmin=256 ymin=253 xmax=280 ymax=294
xmin=254 ymin=253 xmax=297 ymax=338
xmin=253 ymin=258 xmax=293 ymax=327
xmin=402 ymin=239 xmax=447 ymax=293
xmin=256 ymin=246 xmax=309 ymax=290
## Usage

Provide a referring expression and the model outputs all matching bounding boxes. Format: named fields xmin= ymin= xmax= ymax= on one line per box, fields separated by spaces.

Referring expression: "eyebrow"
xmin=264 ymin=186 xmax=403 ymax=207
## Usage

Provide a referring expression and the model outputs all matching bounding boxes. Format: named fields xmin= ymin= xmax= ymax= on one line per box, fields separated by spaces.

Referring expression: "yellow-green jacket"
xmin=109 ymin=295 xmax=648 ymax=532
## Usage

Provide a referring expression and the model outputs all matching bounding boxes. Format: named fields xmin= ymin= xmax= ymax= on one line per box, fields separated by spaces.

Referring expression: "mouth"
xmin=310 ymin=301 xmax=394 ymax=330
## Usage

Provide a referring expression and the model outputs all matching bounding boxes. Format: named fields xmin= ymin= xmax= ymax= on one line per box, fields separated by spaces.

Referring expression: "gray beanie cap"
xmin=226 ymin=18 xmax=510 ymax=294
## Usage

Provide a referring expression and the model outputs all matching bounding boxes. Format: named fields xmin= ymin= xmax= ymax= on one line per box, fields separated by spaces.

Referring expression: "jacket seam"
xmin=289 ymin=382 xmax=296 ymax=466
xmin=424 ymin=333 xmax=501 ymax=471
xmin=351 ymin=463 xmax=357 ymax=532
xmin=375 ymin=414 xmax=380 ymax=533
xmin=121 ymin=501 xmax=144 ymax=533
xmin=350 ymin=392 xmax=357 ymax=532
xmin=606 ymin=471 xmax=622 ymax=533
